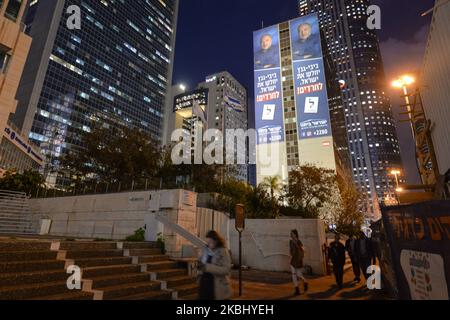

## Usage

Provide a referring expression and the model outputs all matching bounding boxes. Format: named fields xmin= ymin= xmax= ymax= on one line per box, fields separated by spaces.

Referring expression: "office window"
xmin=0 ymin=49 xmax=11 ymax=74
xmin=5 ymin=0 xmax=23 ymax=21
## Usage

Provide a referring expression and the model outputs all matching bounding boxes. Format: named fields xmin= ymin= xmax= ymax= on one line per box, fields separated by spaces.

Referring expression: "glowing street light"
xmin=392 ymin=75 xmax=416 ymax=139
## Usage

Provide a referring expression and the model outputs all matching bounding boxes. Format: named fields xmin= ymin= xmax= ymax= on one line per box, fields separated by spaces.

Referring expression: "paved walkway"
xmin=230 ymin=267 xmax=388 ymax=300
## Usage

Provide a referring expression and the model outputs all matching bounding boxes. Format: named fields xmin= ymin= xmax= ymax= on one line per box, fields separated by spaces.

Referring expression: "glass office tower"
xmin=13 ymin=0 xmax=178 ymax=185
xmin=299 ymin=0 xmax=403 ymax=220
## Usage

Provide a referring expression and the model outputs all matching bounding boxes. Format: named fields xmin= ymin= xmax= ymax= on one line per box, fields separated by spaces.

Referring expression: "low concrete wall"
xmin=29 ymin=189 xmax=198 ymax=256
xmin=29 ymin=191 xmax=154 ymax=240
xmin=229 ymin=219 xmax=326 ymax=275
xmin=30 ymin=191 xmax=326 ymax=274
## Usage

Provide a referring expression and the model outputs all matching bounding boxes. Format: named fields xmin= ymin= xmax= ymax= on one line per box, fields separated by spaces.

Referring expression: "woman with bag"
xmin=198 ymin=230 xmax=232 ymax=300
xmin=290 ymin=229 xmax=309 ymax=295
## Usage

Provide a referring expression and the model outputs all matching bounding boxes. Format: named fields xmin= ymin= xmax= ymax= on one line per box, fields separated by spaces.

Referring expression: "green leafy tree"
xmin=282 ymin=164 xmax=336 ymax=218
xmin=0 ymin=170 xmax=45 ymax=194
xmin=61 ymin=125 xmax=160 ymax=186
xmin=260 ymin=176 xmax=282 ymax=201
xmin=326 ymin=174 xmax=365 ymax=236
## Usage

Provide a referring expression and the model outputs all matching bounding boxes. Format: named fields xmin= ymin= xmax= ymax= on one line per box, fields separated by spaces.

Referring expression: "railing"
xmin=0 ymin=190 xmax=37 ymax=234
xmin=156 ymin=211 xmax=207 ymax=249
xmin=31 ymin=178 xmax=193 ymax=199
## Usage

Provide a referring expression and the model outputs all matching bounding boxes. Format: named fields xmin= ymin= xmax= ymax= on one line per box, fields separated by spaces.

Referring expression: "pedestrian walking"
xmin=355 ymin=231 xmax=376 ymax=280
xmin=198 ymin=230 xmax=232 ymax=300
xmin=328 ymin=233 xmax=346 ymax=289
xmin=289 ymin=229 xmax=309 ymax=295
xmin=345 ymin=234 xmax=361 ymax=283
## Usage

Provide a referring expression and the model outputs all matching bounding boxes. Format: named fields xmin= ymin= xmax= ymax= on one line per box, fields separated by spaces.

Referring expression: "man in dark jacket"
xmin=328 ymin=233 xmax=346 ymax=289
xmin=345 ymin=234 xmax=361 ymax=283
xmin=355 ymin=231 xmax=376 ymax=280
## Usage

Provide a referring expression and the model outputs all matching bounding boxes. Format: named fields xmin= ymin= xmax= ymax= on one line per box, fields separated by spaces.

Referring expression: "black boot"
xmin=295 ymin=287 xmax=301 ymax=296
xmin=304 ymin=282 xmax=309 ymax=292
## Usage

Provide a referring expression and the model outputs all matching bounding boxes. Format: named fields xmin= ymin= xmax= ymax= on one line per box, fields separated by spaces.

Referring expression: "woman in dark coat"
xmin=290 ymin=229 xmax=309 ymax=295
xmin=198 ymin=230 xmax=232 ymax=300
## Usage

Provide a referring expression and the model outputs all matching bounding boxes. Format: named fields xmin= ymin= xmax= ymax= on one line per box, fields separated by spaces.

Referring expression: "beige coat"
xmin=202 ymin=247 xmax=232 ymax=300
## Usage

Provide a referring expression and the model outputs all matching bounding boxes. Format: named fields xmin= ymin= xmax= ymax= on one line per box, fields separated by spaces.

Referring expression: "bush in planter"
xmin=125 ymin=228 xmax=145 ymax=242
xmin=157 ymin=232 xmax=166 ymax=254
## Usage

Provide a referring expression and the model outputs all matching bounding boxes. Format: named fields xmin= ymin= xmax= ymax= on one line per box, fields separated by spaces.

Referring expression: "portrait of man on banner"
xmin=291 ymin=17 xmax=322 ymax=61
xmin=254 ymin=27 xmax=281 ymax=70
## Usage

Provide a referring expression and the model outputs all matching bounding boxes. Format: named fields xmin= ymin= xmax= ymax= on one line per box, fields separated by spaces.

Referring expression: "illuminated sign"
xmin=3 ymin=127 xmax=44 ymax=165
xmin=290 ymin=14 xmax=332 ymax=140
xmin=173 ymin=89 xmax=209 ymax=112
xmin=253 ymin=24 xmax=284 ymax=145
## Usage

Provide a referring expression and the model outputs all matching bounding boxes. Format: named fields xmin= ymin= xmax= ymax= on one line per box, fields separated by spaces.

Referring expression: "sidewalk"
xmin=230 ymin=267 xmax=388 ymax=300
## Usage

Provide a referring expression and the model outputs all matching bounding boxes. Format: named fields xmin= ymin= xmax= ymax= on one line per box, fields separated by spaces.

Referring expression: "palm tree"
xmin=260 ymin=176 xmax=282 ymax=201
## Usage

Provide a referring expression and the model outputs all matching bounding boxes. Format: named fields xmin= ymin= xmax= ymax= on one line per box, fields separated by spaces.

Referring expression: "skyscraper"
xmin=12 ymin=0 xmax=179 ymax=185
xmin=299 ymin=0 xmax=403 ymax=220
xmin=254 ymin=15 xmax=350 ymax=200
xmin=198 ymin=72 xmax=248 ymax=183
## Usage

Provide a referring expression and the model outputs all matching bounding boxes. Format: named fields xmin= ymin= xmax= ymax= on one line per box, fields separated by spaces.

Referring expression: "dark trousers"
xmin=350 ymin=258 xmax=361 ymax=280
xmin=332 ymin=264 xmax=344 ymax=288
xmin=359 ymin=258 xmax=372 ymax=280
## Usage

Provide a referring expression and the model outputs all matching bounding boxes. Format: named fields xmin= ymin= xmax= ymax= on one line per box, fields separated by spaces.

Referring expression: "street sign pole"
xmin=235 ymin=204 xmax=245 ymax=297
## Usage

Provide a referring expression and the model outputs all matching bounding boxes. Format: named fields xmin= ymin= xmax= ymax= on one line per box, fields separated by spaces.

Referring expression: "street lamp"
xmin=389 ymin=170 xmax=402 ymax=205
xmin=391 ymin=170 xmax=401 ymax=189
xmin=392 ymin=75 xmax=416 ymax=139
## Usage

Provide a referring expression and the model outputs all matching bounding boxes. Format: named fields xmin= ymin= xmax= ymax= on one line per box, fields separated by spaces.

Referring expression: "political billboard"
xmin=381 ymin=201 xmax=450 ymax=300
xmin=290 ymin=14 xmax=332 ymax=140
xmin=253 ymin=25 xmax=284 ymax=145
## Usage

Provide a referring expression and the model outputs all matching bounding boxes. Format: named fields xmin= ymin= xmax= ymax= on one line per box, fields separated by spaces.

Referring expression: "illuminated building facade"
xmin=299 ymin=0 xmax=403 ymax=220
xmin=12 ymin=0 xmax=179 ymax=185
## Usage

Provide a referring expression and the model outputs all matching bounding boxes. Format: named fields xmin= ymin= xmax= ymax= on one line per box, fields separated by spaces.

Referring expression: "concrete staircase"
xmin=124 ymin=244 xmax=198 ymax=300
xmin=0 ymin=191 xmax=37 ymax=235
xmin=0 ymin=240 xmax=94 ymax=300
xmin=0 ymin=239 xmax=198 ymax=300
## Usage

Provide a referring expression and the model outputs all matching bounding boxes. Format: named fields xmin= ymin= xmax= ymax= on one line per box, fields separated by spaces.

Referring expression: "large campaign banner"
xmin=254 ymin=25 xmax=284 ymax=145
xmin=381 ymin=201 xmax=450 ymax=300
xmin=290 ymin=15 xmax=332 ymax=140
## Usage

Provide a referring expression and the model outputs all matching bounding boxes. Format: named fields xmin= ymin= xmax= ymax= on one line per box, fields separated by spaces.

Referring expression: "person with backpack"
xmin=328 ymin=233 xmax=346 ymax=289
xmin=289 ymin=229 xmax=309 ymax=295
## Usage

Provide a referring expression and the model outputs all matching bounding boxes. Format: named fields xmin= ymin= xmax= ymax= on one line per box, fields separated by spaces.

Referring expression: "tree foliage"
xmin=61 ymin=125 xmax=161 ymax=185
xmin=282 ymin=164 xmax=336 ymax=218
xmin=326 ymin=174 xmax=365 ymax=236
xmin=0 ymin=170 xmax=45 ymax=194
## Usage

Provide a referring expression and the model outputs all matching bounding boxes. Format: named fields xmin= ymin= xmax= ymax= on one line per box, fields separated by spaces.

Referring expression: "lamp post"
xmin=390 ymin=170 xmax=402 ymax=204
xmin=392 ymin=75 xmax=416 ymax=139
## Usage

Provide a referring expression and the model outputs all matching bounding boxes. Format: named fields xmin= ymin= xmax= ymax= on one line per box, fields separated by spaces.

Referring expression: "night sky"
xmin=172 ymin=0 xmax=435 ymax=184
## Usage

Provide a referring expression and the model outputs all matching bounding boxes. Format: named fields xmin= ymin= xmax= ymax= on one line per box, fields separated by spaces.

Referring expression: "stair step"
xmin=175 ymin=283 xmax=199 ymax=297
xmin=0 ymin=241 xmax=50 ymax=252
xmin=165 ymin=275 xmax=197 ymax=288
xmin=122 ymin=242 xmax=159 ymax=249
xmin=145 ymin=260 xmax=178 ymax=270
xmin=65 ymin=249 xmax=124 ymax=259
xmin=101 ymin=281 xmax=161 ymax=300
xmin=137 ymin=255 xmax=169 ymax=263
xmin=82 ymin=264 xmax=141 ymax=278
xmin=59 ymin=242 xmax=118 ymax=251
xmin=0 ymin=260 xmax=65 ymax=273
xmin=179 ymin=293 xmax=199 ymax=300
xmin=87 ymin=273 xmax=151 ymax=289
xmin=0 ymin=280 xmax=70 ymax=300
xmin=0 ymin=250 xmax=57 ymax=262
xmin=154 ymin=268 xmax=188 ymax=279
xmin=114 ymin=290 xmax=172 ymax=300
xmin=0 ymin=269 xmax=68 ymax=287
xmin=30 ymin=291 xmax=94 ymax=301
xmin=73 ymin=256 xmax=132 ymax=268
xmin=128 ymin=248 xmax=163 ymax=256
